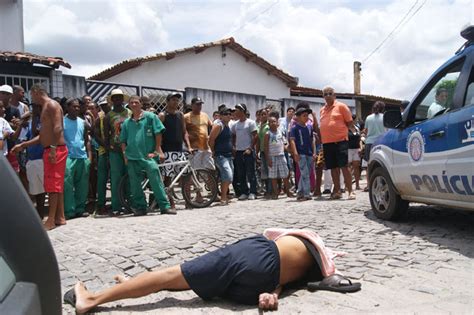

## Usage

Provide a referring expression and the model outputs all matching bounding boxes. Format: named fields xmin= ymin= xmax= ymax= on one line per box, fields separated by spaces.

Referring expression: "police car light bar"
xmin=461 ymin=25 xmax=474 ymax=42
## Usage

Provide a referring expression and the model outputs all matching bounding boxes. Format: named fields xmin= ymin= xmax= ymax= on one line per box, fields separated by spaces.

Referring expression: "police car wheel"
xmin=369 ymin=167 xmax=408 ymax=220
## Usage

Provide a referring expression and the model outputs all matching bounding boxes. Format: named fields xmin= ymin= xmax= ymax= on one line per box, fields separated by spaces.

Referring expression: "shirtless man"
xmin=66 ymin=229 xmax=360 ymax=313
xmin=13 ymin=84 xmax=67 ymax=230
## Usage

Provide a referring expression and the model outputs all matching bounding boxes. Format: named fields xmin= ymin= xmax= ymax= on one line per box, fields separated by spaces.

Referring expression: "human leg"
xmin=235 ymin=151 xmax=249 ymax=196
xmin=352 ymin=160 xmax=361 ymax=189
xmin=74 ymin=265 xmax=190 ymax=314
xmin=144 ymin=159 xmax=171 ymax=211
xmin=244 ymin=151 xmax=258 ymax=195
xmin=127 ymin=160 xmax=147 ymax=210
xmin=63 ymin=158 xmax=77 ymax=219
xmin=109 ymin=151 xmax=126 ymax=212
xmin=96 ymin=153 xmax=109 ymax=209
xmin=330 ymin=168 xmax=341 ymax=195
xmin=74 ymin=159 xmax=90 ymax=215
xmin=314 ymin=166 xmax=323 ymax=196
xmin=44 ymin=192 xmax=59 ymax=230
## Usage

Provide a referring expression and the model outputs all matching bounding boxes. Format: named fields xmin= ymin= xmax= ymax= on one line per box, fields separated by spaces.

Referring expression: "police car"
xmin=368 ymin=25 xmax=474 ymax=220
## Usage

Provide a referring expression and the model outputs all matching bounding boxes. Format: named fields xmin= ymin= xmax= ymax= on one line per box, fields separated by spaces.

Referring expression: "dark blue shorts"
xmin=181 ymin=235 xmax=280 ymax=305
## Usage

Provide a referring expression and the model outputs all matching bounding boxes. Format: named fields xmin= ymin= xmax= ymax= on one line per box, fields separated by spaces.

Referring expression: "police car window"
xmin=463 ymin=68 xmax=474 ymax=106
xmin=414 ymin=59 xmax=464 ymax=121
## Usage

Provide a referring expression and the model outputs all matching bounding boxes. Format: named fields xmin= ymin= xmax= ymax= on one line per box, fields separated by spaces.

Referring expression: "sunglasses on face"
xmin=221 ymin=113 xmax=231 ymax=116
xmin=323 ymin=92 xmax=334 ymax=97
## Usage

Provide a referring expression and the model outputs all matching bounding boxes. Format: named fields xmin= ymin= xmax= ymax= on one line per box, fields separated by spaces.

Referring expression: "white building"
xmin=90 ymin=38 xmax=299 ymax=116
xmin=0 ymin=0 xmax=24 ymax=52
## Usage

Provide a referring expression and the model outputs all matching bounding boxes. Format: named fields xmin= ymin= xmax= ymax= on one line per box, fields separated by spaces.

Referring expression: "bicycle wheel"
xmin=181 ymin=169 xmax=218 ymax=208
xmin=119 ymin=172 xmax=156 ymax=214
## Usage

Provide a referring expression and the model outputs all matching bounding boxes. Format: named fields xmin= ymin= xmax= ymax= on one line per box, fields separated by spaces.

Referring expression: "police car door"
xmin=392 ymin=58 xmax=465 ymax=201
xmin=445 ymin=55 xmax=474 ymax=208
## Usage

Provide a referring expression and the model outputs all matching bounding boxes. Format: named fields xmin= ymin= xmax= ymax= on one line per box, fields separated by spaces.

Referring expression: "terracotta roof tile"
xmin=88 ymin=37 xmax=298 ymax=86
xmin=0 ymin=51 xmax=71 ymax=69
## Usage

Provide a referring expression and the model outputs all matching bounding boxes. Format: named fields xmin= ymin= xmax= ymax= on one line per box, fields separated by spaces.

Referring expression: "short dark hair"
xmin=286 ymin=106 xmax=295 ymax=113
xmin=129 ymin=95 xmax=140 ymax=102
xmin=268 ymin=111 xmax=280 ymax=119
xmin=372 ymin=101 xmax=385 ymax=114
xmin=213 ymin=111 xmax=219 ymax=116
xmin=66 ymin=97 xmax=78 ymax=107
xmin=13 ymin=85 xmax=24 ymax=93
xmin=295 ymin=102 xmax=310 ymax=110
xmin=436 ymin=88 xmax=448 ymax=96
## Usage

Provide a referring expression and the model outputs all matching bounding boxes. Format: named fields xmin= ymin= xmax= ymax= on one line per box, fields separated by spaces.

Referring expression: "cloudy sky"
xmin=24 ymin=0 xmax=472 ymax=99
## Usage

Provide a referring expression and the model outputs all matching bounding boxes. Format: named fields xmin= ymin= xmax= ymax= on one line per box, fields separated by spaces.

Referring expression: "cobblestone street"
xmin=51 ymin=190 xmax=474 ymax=314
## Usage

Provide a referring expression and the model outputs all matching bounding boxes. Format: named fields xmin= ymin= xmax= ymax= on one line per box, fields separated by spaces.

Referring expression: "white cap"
xmin=0 ymin=85 xmax=13 ymax=94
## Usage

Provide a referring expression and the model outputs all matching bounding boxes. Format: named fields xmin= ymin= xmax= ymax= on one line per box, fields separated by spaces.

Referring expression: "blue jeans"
xmin=215 ymin=155 xmax=234 ymax=182
xmin=298 ymin=154 xmax=312 ymax=197
xmin=235 ymin=150 xmax=257 ymax=195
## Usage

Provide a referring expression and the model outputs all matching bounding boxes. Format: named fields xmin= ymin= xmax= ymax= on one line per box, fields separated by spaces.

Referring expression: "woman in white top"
xmin=363 ymin=101 xmax=386 ymax=191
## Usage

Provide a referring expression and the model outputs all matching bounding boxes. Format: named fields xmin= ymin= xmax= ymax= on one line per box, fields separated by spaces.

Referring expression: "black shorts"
xmin=364 ymin=143 xmax=373 ymax=162
xmin=181 ymin=235 xmax=280 ymax=305
xmin=322 ymin=141 xmax=349 ymax=169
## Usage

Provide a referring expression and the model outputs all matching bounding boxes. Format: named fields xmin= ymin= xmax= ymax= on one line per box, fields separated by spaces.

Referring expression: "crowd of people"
xmin=0 ymin=83 xmax=387 ymax=231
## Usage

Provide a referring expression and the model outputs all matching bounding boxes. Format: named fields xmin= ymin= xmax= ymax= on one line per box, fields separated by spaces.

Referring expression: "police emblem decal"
xmin=407 ymin=130 xmax=425 ymax=163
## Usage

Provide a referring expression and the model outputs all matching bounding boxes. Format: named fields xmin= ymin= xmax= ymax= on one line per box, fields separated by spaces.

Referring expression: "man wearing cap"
xmin=104 ymin=89 xmax=132 ymax=215
xmin=231 ymin=103 xmax=258 ymax=200
xmin=184 ymin=97 xmax=214 ymax=170
xmin=93 ymin=99 xmax=111 ymax=214
xmin=159 ymin=92 xmax=192 ymax=209
xmin=317 ymin=86 xmax=355 ymax=200
xmin=0 ymin=84 xmax=22 ymax=172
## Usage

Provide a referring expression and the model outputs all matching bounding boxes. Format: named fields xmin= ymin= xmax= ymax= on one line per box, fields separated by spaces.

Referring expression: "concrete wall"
xmin=0 ymin=0 xmax=24 ymax=52
xmin=185 ymin=87 xmax=266 ymax=120
xmin=63 ymin=75 xmax=86 ymax=98
xmin=108 ymin=46 xmax=291 ymax=100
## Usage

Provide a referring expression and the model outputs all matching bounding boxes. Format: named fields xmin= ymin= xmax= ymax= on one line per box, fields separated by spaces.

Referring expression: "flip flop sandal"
xmin=63 ymin=287 xmax=76 ymax=307
xmin=307 ymin=274 xmax=361 ymax=293
xmin=330 ymin=193 xmax=342 ymax=200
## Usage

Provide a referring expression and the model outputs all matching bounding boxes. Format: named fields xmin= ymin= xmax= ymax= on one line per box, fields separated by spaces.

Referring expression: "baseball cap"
xmin=295 ymin=107 xmax=312 ymax=116
xmin=0 ymin=85 xmax=13 ymax=94
xmin=234 ymin=103 xmax=247 ymax=113
xmin=166 ymin=92 xmax=182 ymax=101
xmin=191 ymin=97 xmax=204 ymax=105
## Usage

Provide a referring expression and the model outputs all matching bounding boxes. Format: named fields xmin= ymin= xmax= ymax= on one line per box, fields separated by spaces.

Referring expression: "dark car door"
xmin=0 ymin=156 xmax=61 ymax=315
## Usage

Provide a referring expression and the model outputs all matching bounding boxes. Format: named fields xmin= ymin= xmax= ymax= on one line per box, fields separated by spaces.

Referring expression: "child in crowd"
xmin=289 ymin=108 xmax=316 ymax=201
xmin=264 ymin=115 xmax=293 ymax=199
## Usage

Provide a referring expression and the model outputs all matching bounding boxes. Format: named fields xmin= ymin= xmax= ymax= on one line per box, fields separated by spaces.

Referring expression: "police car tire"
xmin=369 ymin=167 xmax=408 ymax=220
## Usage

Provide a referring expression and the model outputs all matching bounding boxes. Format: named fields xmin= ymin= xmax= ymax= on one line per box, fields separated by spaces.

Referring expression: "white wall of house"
xmin=107 ymin=46 xmax=291 ymax=100
xmin=0 ymin=0 xmax=24 ymax=52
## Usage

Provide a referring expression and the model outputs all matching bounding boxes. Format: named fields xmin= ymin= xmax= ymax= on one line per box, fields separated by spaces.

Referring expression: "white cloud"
xmin=23 ymin=0 xmax=472 ymax=99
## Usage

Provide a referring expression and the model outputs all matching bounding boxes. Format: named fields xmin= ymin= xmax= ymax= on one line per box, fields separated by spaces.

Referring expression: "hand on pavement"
xmin=258 ymin=292 xmax=278 ymax=310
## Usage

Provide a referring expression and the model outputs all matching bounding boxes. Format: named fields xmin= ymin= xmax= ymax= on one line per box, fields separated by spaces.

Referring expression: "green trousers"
xmin=64 ymin=158 xmax=90 ymax=219
xmin=96 ymin=153 xmax=109 ymax=208
xmin=127 ymin=158 xmax=170 ymax=211
xmin=109 ymin=151 xmax=127 ymax=212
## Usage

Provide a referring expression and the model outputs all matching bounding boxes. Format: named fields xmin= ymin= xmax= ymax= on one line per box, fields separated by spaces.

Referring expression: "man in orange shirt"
xmin=184 ymin=97 xmax=214 ymax=170
xmin=317 ymin=86 xmax=355 ymax=200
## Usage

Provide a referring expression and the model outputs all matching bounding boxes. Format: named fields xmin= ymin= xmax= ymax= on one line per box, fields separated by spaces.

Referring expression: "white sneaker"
xmin=248 ymin=193 xmax=256 ymax=200
xmin=238 ymin=194 xmax=248 ymax=200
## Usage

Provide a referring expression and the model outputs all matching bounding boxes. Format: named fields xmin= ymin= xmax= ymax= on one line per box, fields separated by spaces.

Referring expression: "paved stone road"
xmin=51 ymin=189 xmax=474 ymax=314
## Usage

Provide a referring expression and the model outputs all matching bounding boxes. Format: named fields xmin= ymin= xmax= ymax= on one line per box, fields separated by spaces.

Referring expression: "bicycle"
xmin=118 ymin=155 xmax=218 ymax=214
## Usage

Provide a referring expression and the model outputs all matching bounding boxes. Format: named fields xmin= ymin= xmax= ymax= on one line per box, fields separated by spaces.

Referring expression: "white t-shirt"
xmin=0 ymin=117 xmax=14 ymax=156
xmin=427 ymin=102 xmax=445 ymax=119
xmin=231 ymin=118 xmax=257 ymax=151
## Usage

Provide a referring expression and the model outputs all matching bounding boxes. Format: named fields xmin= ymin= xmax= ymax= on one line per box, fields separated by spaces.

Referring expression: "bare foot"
xmin=74 ymin=282 xmax=95 ymax=314
xmin=113 ymin=274 xmax=129 ymax=284
xmin=55 ymin=220 xmax=67 ymax=226
xmin=43 ymin=221 xmax=56 ymax=231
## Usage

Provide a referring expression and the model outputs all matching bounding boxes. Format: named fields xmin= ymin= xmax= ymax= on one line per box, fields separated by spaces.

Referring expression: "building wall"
xmin=0 ymin=0 xmax=24 ymax=52
xmin=185 ymin=87 xmax=266 ymax=119
xmin=107 ymin=46 xmax=291 ymax=100
xmin=63 ymin=75 xmax=86 ymax=98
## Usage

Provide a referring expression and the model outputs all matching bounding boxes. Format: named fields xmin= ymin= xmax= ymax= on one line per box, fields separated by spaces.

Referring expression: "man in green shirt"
xmin=120 ymin=95 xmax=174 ymax=215
xmin=104 ymin=89 xmax=131 ymax=215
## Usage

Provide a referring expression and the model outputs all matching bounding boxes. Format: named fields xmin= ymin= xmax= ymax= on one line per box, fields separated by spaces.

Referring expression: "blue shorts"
xmin=215 ymin=154 xmax=233 ymax=182
xmin=181 ymin=235 xmax=280 ymax=305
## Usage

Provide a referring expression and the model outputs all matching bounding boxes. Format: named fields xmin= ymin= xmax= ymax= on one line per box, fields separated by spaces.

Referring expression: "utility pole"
xmin=353 ymin=61 xmax=362 ymax=119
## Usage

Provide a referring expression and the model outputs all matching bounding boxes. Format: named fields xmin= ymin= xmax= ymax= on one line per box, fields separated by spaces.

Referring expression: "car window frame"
xmin=403 ymin=52 xmax=473 ymax=127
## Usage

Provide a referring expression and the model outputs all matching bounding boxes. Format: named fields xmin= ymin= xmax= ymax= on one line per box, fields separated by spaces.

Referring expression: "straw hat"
xmin=107 ymin=88 xmax=129 ymax=103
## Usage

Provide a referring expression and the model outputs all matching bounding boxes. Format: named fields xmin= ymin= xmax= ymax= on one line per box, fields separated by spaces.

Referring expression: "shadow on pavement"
xmin=93 ymin=296 xmax=255 ymax=313
xmin=363 ymin=205 xmax=474 ymax=258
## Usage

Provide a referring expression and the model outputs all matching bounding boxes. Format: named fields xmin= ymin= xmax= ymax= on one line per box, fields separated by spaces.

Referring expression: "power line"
xmin=225 ymin=0 xmax=280 ymax=37
xmin=362 ymin=0 xmax=427 ymax=63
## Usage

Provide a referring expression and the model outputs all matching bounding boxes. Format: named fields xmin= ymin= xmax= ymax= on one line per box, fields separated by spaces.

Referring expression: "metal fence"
xmin=86 ymin=80 xmax=185 ymax=112
xmin=0 ymin=74 xmax=50 ymax=100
